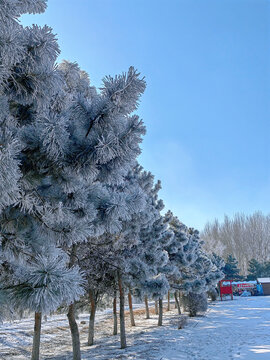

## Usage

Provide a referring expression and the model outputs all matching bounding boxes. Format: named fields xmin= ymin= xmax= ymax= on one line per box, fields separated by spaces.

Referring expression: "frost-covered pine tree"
xmin=121 ymin=173 xmax=173 ymax=327
xmin=76 ymin=243 xmax=116 ymax=346
xmin=75 ymin=168 xmax=147 ymax=347
xmin=79 ymin=165 xmax=158 ymax=347
xmin=80 ymin=166 xmax=173 ymax=345
xmin=164 ymin=212 xmax=191 ymax=314
xmin=208 ymin=253 xmax=225 ymax=300
xmin=165 ymin=216 xmax=223 ymax=316
xmin=0 ymin=1 xmax=147 ymax=359
xmin=180 ymin=229 xmax=224 ymax=316
xmin=1 ymin=3 xmax=85 ymax=357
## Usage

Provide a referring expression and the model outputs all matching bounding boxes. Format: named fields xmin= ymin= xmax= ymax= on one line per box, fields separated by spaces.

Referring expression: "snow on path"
xmin=159 ymin=296 xmax=270 ymax=360
xmin=1 ymin=296 xmax=270 ymax=359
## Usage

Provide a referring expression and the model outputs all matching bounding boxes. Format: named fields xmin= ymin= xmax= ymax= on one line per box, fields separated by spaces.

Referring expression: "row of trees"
xmin=202 ymin=212 xmax=270 ymax=274
xmin=0 ymin=1 xmax=224 ymax=360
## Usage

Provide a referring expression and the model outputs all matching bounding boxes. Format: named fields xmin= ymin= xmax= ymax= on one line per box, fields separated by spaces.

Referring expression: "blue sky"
xmin=21 ymin=0 xmax=270 ymax=230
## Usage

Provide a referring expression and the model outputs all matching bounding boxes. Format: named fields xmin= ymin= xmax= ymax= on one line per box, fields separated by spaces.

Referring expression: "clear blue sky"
xmin=21 ymin=0 xmax=270 ymax=230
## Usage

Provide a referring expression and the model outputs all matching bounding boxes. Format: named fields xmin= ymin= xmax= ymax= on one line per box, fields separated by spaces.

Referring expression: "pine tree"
xmin=122 ymin=174 xmax=173 ymax=327
xmin=262 ymin=261 xmax=270 ymax=277
xmin=224 ymin=255 xmax=242 ymax=280
xmin=166 ymin=220 xmax=223 ymax=316
xmin=74 ymin=165 xmax=161 ymax=348
xmin=115 ymin=168 xmax=172 ymax=331
xmin=246 ymin=258 xmax=263 ymax=280
xmin=208 ymin=253 xmax=225 ymax=300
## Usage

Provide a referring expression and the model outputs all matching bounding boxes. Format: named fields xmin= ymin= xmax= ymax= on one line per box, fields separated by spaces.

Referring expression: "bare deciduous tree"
xmin=201 ymin=212 xmax=270 ymax=274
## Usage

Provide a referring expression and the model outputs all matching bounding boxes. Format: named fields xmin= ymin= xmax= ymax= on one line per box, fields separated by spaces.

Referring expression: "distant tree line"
xmin=201 ymin=212 xmax=270 ymax=274
xmin=218 ymin=254 xmax=270 ymax=281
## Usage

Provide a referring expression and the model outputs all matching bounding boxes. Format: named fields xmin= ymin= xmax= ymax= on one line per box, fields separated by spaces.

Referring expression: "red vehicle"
xmin=219 ymin=280 xmax=233 ymax=301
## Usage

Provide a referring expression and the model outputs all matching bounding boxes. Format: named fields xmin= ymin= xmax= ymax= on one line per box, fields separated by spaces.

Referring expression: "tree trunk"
xmin=180 ymin=291 xmax=186 ymax=311
xmin=174 ymin=290 xmax=178 ymax=309
xmin=87 ymin=290 xmax=96 ymax=346
xmin=144 ymin=296 xmax=150 ymax=319
xmin=31 ymin=312 xmax=42 ymax=360
xmin=174 ymin=292 xmax=181 ymax=315
xmin=155 ymin=300 xmax=159 ymax=315
xmin=67 ymin=244 xmax=81 ymax=360
xmin=167 ymin=291 xmax=170 ymax=311
xmin=67 ymin=303 xmax=81 ymax=360
xmin=181 ymin=292 xmax=188 ymax=312
xmin=118 ymin=273 xmax=127 ymax=349
xmin=158 ymin=298 xmax=163 ymax=326
xmin=128 ymin=290 xmax=135 ymax=326
xmin=113 ymin=291 xmax=117 ymax=335
xmin=19 ymin=309 xmax=24 ymax=319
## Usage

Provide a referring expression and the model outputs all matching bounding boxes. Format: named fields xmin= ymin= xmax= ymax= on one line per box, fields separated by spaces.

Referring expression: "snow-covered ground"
xmin=1 ymin=296 xmax=270 ymax=359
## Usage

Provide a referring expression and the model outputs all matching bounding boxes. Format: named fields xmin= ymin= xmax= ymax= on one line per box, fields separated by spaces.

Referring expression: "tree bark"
xmin=167 ymin=291 xmax=170 ymax=311
xmin=155 ymin=300 xmax=159 ymax=315
xmin=113 ymin=291 xmax=117 ymax=335
xmin=87 ymin=290 xmax=96 ymax=346
xmin=67 ymin=303 xmax=81 ymax=360
xmin=144 ymin=295 xmax=150 ymax=319
xmin=67 ymin=244 xmax=81 ymax=360
xmin=118 ymin=272 xmax=127 ymax=349
xmin=31 ymin=312 xmax=42 ymax=360
xmin=181 ymin=292 xmax=188 ymax=312
xmin=174 ymin=292 xmax=181 ymax=314
xmin=158 ymin=298 xmax=163 ymax=326
xmin=128 ymin=290 xmax=135 ymax=326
